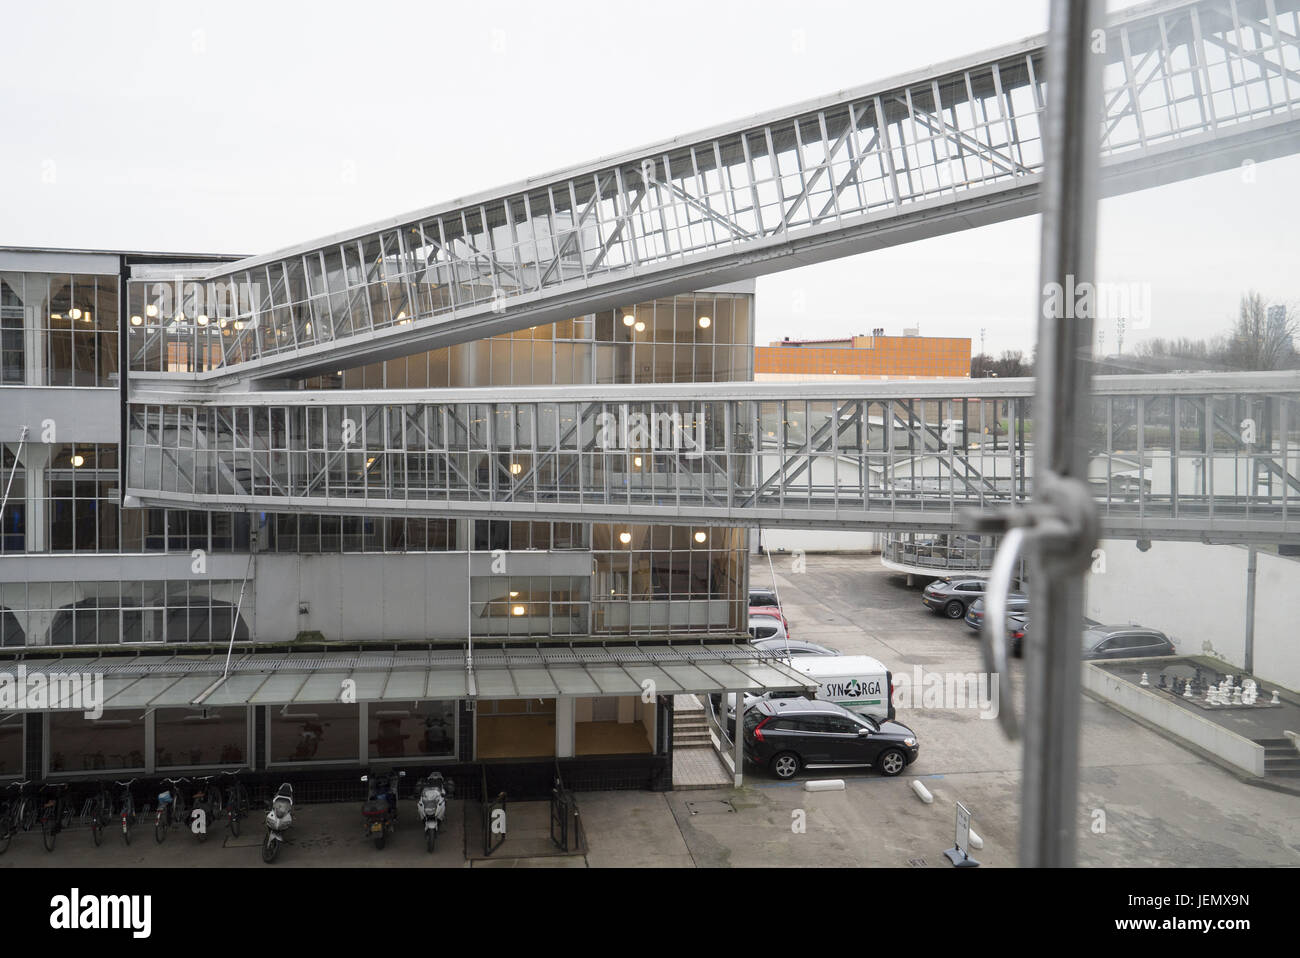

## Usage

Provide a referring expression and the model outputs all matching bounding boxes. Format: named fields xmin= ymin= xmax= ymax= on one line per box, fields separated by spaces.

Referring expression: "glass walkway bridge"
xmin=124 ymin=0 xmax=1300 ymax=384
xmin=125 ymin=372 xmax=1300 ymax=544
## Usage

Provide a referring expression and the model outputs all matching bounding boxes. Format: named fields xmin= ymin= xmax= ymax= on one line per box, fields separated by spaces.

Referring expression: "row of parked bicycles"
xmin=0 ymin=768 xmax=454 ymax=864
xmin=0 ymin=770 xmax=253 ymax=854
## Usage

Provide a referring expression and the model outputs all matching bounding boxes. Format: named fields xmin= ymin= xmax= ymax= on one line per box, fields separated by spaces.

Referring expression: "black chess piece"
xmin=1158 ymin=673 xmax=1168 ymax=690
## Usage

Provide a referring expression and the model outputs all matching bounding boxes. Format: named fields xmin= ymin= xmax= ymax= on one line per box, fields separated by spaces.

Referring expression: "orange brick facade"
xmin=754 ymin=335 xmax=970 ymax=378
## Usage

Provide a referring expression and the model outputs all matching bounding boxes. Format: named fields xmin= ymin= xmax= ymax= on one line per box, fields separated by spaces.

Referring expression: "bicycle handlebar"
xmin=5 ymin=780 xmax=31 ymax=788
xmin=114 ymin=779 xmax=137 ymax=787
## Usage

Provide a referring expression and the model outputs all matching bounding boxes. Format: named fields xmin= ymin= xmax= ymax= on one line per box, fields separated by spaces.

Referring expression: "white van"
xmin=724 ymin=654 xmax=894 ymax=728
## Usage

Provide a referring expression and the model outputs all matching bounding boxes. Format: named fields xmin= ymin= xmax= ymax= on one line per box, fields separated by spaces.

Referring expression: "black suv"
xmin=743 ymin=698 xmax=919 ymax=780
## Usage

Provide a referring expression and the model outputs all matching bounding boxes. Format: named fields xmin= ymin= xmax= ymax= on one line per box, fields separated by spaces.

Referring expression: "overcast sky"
xmin=2 ymin=0 xmax=1295 ymax=357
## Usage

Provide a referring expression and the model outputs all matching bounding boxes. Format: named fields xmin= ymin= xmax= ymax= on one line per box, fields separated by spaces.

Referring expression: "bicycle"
xmin=115 ymin=779 xmax=138 ymax=846
xmin=154 ymin=777 xmax=189 ymax=844
xmin=38 ymin=782 xmax=71 ymax=852
xmin=220 ymin=768 xmax=250 ymax=838
xmin=0 ymin=780 xmax=30 ymax=855
xmin=86 ymin=782 xmax=115 ymax=847
xmin=189 ymin=774 xmax=223 ymax=843
xmin=4 ymin=780 xmax=37 ymax=839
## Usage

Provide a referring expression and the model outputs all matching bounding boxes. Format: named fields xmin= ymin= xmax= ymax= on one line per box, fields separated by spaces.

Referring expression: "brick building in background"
xmin=755 ymin=329 xmax=970 ymax=380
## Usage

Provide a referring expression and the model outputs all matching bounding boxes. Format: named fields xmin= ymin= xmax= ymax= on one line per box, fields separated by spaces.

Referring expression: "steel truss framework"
xmin=124 ymin=372 xmax=1300 ymax=543
xmin=125 ymin=0 xmax=1300 ymax=383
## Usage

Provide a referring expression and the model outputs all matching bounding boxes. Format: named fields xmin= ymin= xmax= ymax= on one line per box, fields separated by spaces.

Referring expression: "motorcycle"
xmin=416 ymin=772 xmax=453 ymax=853
xmin=262 ymin=782 xmax=294 ymax=864
xmin=360 ymin=769 xmax=403 ymax=850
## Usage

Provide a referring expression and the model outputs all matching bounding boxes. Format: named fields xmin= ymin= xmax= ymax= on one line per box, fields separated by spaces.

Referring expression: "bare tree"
xmin=1223 ymin=291 xmax=1297 ymax=370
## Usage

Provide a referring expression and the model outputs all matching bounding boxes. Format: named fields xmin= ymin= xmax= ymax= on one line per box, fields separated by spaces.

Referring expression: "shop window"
xmin=476 ymin=698 xmax=556 ymax=759
xmin=268 ymin=703 xmax=360 ymax=764
xmin=155 ymin=707 xmax=249 ymax=768
xmin=574 ymin=696 xmax=653 ymax=756
xmin=367 ymin=701 xmax=456 ymax=761
xmin=0 ymin=718 xmax=22 ymax=776
xmin=48 ymin=709 xmax=146 ymax=775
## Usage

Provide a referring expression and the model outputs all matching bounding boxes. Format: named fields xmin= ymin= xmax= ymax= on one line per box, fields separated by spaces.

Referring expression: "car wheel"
xmin=877 ymin=748 xmax=907 ymax=777
xmin=945 ymin=600 xmax=965 ymax=619
xmin=771 ymin=752 xmax=800 ymax=780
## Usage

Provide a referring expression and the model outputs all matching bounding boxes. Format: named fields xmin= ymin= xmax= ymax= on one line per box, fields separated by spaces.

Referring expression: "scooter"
xmin=262 ymin=782 xmax=294 ymax=864
xmin=360 ymin=769 xmax=403 ymax=850
xmin=416 ymin=772 xmax=453 ymax=853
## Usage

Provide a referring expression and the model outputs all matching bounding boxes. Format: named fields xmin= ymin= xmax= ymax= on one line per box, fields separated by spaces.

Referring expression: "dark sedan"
xmin=743 ymin=697 xmax=919 ymax=779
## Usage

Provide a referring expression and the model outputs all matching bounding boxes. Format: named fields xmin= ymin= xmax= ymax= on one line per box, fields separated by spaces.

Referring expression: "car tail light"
xmin=753 ymin=716 xmax=772 ymax=742
xmin=1012 ymin=630 xmax=1025 ymax=639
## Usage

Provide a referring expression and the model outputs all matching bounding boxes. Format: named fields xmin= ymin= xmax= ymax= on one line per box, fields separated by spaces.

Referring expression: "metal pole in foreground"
xmin=1023 ymin=0 xmax=1104 ymax=867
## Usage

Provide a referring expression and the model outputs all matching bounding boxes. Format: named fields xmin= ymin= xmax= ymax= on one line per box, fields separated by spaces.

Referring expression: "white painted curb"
xmin=911 ymin=780 xmax=934 ymax=804
xmin=803 ymin=779 xmax=845 ymax=792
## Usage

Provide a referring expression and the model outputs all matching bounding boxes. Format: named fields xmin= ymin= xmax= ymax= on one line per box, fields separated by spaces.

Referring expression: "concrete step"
xmin=674 ymin=735 xmax=714 ymax=747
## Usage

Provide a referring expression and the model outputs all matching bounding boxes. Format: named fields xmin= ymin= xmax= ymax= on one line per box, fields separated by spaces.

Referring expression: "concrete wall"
xmin=1083 ymin=663 xmax=1267 ymax=775
xmin=1086 ymin=539 xmax=1300 ymax=693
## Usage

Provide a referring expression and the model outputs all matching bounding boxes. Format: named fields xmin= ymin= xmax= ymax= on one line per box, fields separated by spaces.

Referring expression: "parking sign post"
xmin=944 ymin=802 xmax=980 ymax=868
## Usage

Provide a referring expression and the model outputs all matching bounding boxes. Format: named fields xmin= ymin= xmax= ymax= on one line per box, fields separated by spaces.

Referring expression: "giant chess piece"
xmin=1204 ymin=683 xmax=1216 ymax=704
xmin=1158 ymin=673 xmax=1168 ymax=691
xmin=1183 ymin=681 xmax=1195 ymax=699
xmin=1139 ymin=672 xmax=1150 ymax=687
xmin=1232 ymin=686 xmax=1244 ymax=705
xmin=1270 ymin=690 xmax=1281 ymax=705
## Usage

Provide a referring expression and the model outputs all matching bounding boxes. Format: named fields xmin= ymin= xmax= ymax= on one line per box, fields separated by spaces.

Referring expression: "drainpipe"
xmin=1244 ymin=547 xmax=1256 ymax=675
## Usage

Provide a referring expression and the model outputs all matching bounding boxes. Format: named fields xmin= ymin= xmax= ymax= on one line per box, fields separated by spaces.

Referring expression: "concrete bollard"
xmin=803 ymin=779 xmax=845 ymax=792
xmin=911 ymin=780 xmax=934 ymax=804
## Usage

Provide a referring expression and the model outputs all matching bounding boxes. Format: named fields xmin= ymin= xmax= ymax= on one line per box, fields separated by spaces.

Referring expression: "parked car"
xmin=743 ymin=698 xmax=919 ymax=780
xmin=749 ymin=588 xmax=781 ymax=609
xmin=923 ymin=577 xmax=1025 ymax=619
xmin=748 ymin=615 xmax=788 ymax=642
xmin=965 ymin=595 xmax=1030 ymax=631
xmin=1007 ymin=612 xmax=1027 ymax=658
xmin=1081 ymin=624 xmax=1175 ymax=660
xmin=749 ymin=605 xmax=791 ymax=634
xmin=750 ymin=637 xmax=838 ymax=657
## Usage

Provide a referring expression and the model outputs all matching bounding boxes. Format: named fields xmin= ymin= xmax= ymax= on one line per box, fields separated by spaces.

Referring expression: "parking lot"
xmin=4 ymin=554 xmax=1296 ymax=869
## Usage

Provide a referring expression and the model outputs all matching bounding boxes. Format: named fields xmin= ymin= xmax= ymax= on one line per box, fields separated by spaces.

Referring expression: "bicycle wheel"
xmin=121 ymin=812 xmax=132 ymax=846
xmin=91 ymin=816 xmax=103 ymax=846
xmin=20 ymin=800 xmax=35 ymax=832
xmin=154 ymin=811 xmax=167 ymax=844
xmin=228 ymin=809 xmax=241 ymax=838
xmin=42 ymin=819 xmax=56 ymax=852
